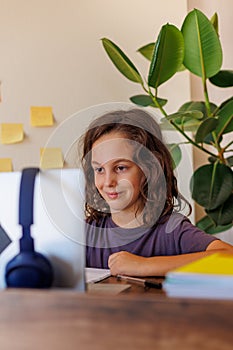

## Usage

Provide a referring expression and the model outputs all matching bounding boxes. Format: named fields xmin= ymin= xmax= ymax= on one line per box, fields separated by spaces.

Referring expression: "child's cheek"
xmin=94 ymin=176 xmax=102 ymax=189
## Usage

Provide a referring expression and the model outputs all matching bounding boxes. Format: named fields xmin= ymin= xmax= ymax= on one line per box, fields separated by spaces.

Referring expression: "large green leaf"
xmin=196 ymin=215 xmax=232 ymax=234
xmin=181 ymin=9 xmax=222 ymax=78
xmin=167 ymin=143 xmax=182 ymax=169
xmin=177 ymin=119 xmax=202 ymax=132
xmin=206 ymin=194 xmax=233 ymax=226
xmin=178 ymin=102 xmax=221 ymax=143
xmin=178 ymin=101 xmax=217 ymax=118
xmin=137 ymin=43 xmax=155 ymax=61
xmin=209 ymin=70 xmax=233 ymax=87
xmin=101 ymin=38 xmax=143 ymax=83
xmin=161 ymin=113 xmax=202 ymax=130
xmin=148 ymin=24 xmax=184 ymax=88
xmin=195 ymin=118 xmax=218 ymax=143
xmin=190 ymin=163 xmax=233 ymax=210
xmin=129 ymin=94 xmax=167 ymax=107
xmin=215 ymin=98 xmax=233 ymax=137
xmin=219 ymin=96 xmax=233 ymax=109
xmin=168 ymin=111 xmax=203 ymax=122
xmin=137 ymin=42 xmax=188 ymax=72
xmin=166 ymin=111 xmax=203 ymax=131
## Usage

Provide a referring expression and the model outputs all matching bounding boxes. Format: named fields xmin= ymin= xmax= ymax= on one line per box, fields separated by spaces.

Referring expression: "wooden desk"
xmin=0 ymin=278 xmax=233 ymax=350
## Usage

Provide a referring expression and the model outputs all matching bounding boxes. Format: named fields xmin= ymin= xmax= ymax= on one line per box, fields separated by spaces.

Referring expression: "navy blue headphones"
xmin=5 ymin=168 xmax=53 ymax=288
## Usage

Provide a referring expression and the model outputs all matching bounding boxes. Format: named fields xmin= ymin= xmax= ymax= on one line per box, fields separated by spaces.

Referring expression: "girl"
xmin=81 ymin=108 xmax=233 ymax=276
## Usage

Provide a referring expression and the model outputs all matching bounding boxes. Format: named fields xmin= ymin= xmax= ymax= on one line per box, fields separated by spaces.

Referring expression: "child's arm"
xmin=108 ymin=240 xmax=233 ymax=277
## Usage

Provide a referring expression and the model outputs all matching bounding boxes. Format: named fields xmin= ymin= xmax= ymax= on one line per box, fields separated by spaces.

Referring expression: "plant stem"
xmin=148 ymin=87 xmax=169 ymax=117
xmin=210 ymin=131 xmax=225 ymax=163
xmin=147 ymin=88 xmax=218 ymax=159
xmin=169 ymin=121 xmax=217 ymax=158
xmin=202 ymin=79 xmax=228 ymax=164
xmin=203 ymin=79 xmax=211 ymax=116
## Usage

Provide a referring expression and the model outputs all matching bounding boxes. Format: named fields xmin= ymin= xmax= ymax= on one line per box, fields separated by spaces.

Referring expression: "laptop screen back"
xmin=0 ymin=168 xmax=86 ymax=291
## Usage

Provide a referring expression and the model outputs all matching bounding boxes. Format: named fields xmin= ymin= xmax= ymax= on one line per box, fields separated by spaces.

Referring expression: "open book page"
xmin=85 ymin=268 xmax=131 ymax=294
xmin=85 ymin=267 xmax=111 ymax=283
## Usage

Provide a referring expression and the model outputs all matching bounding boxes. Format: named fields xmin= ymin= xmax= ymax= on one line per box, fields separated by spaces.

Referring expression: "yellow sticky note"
xmin=0 ymin=158 xmax=13 ymax=172
xmin=0 ymin=123 xmax=24 ymax=144
xmin=30 ymin=106 xmax=54 ymax=127
xmin=40 ymin=148 xmax=64 ymax=169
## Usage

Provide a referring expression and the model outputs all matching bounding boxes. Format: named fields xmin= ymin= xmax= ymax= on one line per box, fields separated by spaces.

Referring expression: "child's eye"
xmin=116 ymin=165 xmax=128 ymax=172
xmin=94 ymin=167 xmax=104 ymax=174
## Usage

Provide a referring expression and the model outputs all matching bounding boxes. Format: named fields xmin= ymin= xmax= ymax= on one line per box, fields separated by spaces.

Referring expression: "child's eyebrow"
xmin=91 ymin=161 xmax=101 ymax=165
xmin=112 ymin=158 xmax=133 ymax=164
xmin=91 ymin=158 xmax=133 ymax=166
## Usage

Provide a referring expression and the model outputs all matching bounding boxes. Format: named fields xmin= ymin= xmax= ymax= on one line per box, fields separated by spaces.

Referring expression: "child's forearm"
xmin=108 ymin=240 xmax=233 ymax=277
xmin=144 ymin=244 xmax=233 ymax=276
xmin=141 ymin=251 xmax=217 ymax=276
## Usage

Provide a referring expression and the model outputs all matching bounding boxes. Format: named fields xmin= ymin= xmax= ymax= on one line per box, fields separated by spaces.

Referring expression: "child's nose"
xmin=104 ymin=170 xmax=117 ymax=187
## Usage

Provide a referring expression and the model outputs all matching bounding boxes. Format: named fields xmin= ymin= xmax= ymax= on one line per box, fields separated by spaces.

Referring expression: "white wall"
xmin=0 ymin=0 xmax=189 ymax=170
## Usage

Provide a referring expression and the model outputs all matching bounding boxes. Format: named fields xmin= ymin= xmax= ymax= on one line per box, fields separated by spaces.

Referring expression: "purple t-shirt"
xmin=85 ymin=213 xmax=218 ymax=269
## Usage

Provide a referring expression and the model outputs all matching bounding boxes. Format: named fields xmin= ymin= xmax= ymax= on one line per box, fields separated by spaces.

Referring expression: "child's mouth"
xmin=106 ymin=192 xmax=119 ymax=200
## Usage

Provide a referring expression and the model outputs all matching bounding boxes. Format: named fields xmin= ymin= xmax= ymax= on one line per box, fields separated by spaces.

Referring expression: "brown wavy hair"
xmin=80 ymin=108 xmax=191 ymax=225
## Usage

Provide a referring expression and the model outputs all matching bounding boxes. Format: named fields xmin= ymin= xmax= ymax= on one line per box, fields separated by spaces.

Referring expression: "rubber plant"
xmin=101 ymin=8 xmax=233 ymax=234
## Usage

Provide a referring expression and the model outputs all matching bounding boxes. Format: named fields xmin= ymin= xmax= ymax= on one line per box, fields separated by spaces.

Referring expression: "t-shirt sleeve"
xmin=167 ymin=215 xmax=219 ymax=254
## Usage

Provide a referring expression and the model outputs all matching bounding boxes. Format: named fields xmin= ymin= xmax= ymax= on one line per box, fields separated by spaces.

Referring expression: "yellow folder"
xmin=171 ymin=252 xmax=233 ymax=275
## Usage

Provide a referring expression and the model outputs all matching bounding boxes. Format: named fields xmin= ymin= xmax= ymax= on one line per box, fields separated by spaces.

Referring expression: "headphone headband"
xmin=18 ymin=168 xmax=40 ymax=252
xmin=19 ymin=168 xmax=39 ymax=227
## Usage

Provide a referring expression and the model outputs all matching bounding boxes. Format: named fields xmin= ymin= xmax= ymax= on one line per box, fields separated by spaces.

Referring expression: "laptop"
xmin=0 ymin=168 xmax=86 ymax=291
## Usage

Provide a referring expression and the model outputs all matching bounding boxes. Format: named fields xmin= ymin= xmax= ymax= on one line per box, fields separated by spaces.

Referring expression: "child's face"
xmin=91 ymin=131 xmax=145 ymax=216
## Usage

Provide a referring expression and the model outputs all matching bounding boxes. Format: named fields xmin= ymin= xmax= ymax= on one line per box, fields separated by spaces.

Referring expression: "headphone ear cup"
xmin=5 ymin=251 xmax=53 ymax=288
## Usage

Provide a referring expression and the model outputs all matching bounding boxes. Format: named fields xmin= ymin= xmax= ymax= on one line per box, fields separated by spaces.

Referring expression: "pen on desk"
xmin=117 ymin=275 xmax=163 ymax=289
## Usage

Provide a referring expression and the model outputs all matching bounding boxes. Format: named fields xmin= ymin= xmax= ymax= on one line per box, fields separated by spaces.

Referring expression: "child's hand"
xmin=108 ymin=251 xmax=146 ymax=276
